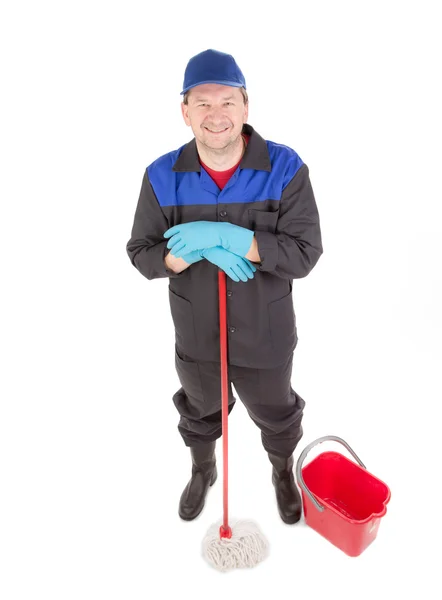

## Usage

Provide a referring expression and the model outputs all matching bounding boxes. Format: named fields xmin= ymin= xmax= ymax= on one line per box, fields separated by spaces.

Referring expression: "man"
xmin=126 ymin=49 xmax=323 ymax=524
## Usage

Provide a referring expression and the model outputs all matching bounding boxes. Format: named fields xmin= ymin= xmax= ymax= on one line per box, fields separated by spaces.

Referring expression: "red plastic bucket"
xmin=296 ymin=436 xmax=391 ymax=557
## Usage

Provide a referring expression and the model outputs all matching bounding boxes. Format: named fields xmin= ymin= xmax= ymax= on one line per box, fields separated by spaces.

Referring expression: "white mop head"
xmin=202 ymin=519 xmax=269 ymax=572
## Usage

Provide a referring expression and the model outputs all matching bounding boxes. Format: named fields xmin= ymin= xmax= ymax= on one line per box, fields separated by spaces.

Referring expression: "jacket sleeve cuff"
xmin=132 ymin=240 xmax=184 ymax=279
xmin=253 ymin=231 xmax=278 ymax=272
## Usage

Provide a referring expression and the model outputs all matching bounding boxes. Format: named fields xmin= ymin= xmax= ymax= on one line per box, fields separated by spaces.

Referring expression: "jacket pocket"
xmin=168 ymin=287 xmax=197 ymax=351
xmin=268 ymin=291 xmax=297 ymax=354
xmin=248 ymin=208 xmax=279 ymax=233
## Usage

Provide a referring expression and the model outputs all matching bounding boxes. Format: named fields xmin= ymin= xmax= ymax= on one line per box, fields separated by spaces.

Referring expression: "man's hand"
xmin=202 ymin=247 xmax=256 ymax=282
xmin=163 ymin=221 xmax=254 ymax=259
xmin=165 ymin=249 xmax=203 ymax=273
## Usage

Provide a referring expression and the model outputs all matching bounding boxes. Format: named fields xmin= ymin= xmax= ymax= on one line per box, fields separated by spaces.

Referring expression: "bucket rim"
xmin=301 ymin=452 xmax=392 ymax=523
xmin=296 ymin=435 xmax=392 ymax=516
xmin=302 ymin=450 xmax=392 ymax=490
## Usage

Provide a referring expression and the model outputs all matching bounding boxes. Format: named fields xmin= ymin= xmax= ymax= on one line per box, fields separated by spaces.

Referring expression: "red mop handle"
xmin=218 ymin=270 xmax=232 ymax=540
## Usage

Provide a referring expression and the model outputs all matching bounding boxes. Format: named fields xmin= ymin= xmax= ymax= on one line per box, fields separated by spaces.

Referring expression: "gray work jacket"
xmin=127 ymin=123 xmax=323 ymax=368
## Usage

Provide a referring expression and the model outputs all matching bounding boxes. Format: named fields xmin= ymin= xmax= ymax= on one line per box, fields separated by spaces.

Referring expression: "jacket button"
xmin=229 ymin=326 xmax=236 ymax=333
xmin=219 ymin=210 xmax=227 ymax=218
xmin=227 ymin=291 xmax=233 ymax=297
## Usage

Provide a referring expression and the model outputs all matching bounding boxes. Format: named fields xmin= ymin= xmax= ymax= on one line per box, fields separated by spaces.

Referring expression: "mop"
xmin=202 ymin=270 xmax=269 ymax=572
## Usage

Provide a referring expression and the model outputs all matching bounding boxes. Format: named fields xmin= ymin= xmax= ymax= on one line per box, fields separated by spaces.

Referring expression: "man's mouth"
xmin=205 ymin=127 xmax=229 ymax=134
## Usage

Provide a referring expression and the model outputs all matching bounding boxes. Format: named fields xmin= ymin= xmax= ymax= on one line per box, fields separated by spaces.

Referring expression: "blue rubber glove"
xmin=202 ymin=247 xmax=257 ymax=282
xmin=163 ymin=221 xmax=254 ymax=259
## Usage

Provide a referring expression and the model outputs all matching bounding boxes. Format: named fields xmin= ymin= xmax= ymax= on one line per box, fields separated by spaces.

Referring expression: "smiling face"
xmin=181 ymin=83 xmax=248 ymax=151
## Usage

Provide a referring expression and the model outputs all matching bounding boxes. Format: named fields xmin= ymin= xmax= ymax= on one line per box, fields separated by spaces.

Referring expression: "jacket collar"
xmin=172 ymin=123 xmax=271 ymax=173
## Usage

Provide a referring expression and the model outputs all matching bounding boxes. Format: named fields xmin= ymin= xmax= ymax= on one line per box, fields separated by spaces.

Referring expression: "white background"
xmin=1 ymin=0 xmax=441 ymax=598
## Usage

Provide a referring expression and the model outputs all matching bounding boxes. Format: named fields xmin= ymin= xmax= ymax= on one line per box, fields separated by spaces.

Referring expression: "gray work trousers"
xmin=172 ymin=344 xmax=305 ymax=458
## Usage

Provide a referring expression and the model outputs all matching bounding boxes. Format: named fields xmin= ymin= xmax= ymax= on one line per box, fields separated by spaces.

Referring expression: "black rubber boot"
xmin=179 ymin=441 xmax=217 ymax=521
xmin=268 ymin=453 xmax=302 ymax=524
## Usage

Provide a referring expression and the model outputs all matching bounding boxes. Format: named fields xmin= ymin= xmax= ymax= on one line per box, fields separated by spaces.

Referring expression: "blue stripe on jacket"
xmin=147 ymin=140 xmax=304 ymax=207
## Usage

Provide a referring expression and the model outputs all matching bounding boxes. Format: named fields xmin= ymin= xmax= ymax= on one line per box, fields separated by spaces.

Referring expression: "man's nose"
xmin=207 ymin=105 xmax=226 ymax=120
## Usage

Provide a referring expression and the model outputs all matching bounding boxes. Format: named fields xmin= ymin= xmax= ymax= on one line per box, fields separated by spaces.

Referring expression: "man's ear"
xmin=244 ymin=102 xmax=249 ymax=122
xmin=181 ymin=102 xmax=191 ymax=126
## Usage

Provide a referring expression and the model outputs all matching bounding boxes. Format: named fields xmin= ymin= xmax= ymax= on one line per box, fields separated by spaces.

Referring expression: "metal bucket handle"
xmin=295 ymin=435 xmax=367 ymax=512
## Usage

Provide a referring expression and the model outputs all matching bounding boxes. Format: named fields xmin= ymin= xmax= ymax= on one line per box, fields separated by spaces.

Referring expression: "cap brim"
xmin=180 ymin=80 xmax=244 ymax=95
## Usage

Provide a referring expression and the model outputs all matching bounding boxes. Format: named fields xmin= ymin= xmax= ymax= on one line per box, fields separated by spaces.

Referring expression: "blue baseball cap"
xmin=180 ymin=49 xmax=246 ymax=95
